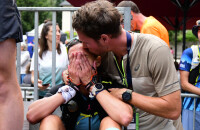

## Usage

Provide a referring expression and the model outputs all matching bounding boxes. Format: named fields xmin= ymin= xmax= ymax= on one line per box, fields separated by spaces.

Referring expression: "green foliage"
xmin=17 ymin=0 xmax=63 ymax=34
xmin=169 ymin=30 xmax=175 ymax=43
xmin=169 ymin=30 xmax=198 ymax=44
xmin=65 ymin=31 xmax=77 ymax=39
xmin=185 ymin=30 xmax=198 ymax=42
xmin=55 ymin=0 xmax=63 ymax=29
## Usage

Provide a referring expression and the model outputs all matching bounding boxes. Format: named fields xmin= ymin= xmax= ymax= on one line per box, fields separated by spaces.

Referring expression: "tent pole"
xmin=182 ymin=8 xmax=187 ymax=52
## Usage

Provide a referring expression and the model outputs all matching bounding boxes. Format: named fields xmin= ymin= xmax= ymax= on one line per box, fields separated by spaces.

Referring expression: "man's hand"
xmin=109 ymin=88 xmax=127 ymax=100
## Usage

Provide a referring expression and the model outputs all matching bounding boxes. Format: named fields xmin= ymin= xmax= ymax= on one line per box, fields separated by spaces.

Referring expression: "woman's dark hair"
xmin=39 ymin=21 xmax=61 ymax=59
xmin=66 ymin=38 xmax=81 ymax=53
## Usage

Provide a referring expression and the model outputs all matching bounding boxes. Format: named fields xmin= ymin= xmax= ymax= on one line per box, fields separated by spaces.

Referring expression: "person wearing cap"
xmin=179 ymin=19 xmax=200 ymax=130
xmin=117 ymin=0 xmax=170 ymax=47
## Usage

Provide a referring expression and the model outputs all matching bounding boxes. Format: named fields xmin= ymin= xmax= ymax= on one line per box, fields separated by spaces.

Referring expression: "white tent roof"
xmin=26 ymin=23 xmax=44 ymax=37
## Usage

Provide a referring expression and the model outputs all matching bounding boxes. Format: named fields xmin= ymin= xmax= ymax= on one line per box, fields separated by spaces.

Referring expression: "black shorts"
xmin=0 ymin=0 xmax=22 ymax=43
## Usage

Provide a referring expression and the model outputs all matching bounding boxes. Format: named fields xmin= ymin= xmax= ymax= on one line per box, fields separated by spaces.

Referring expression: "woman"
xmin=30 ymin=21 xmax=69 ymax=98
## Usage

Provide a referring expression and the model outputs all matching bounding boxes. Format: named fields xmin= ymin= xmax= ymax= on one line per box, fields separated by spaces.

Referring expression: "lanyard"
xmin=126 ymin=31 xmax=133 ymax=90
xmin=113 ymin=56 xmax=128 ymax=87
xmin=113 ymin=31 xmax=133 ymax=90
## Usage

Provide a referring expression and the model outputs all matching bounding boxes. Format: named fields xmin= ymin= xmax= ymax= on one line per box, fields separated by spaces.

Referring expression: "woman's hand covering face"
xmin=68 ymin=52 xmax=81 ymax=85
xmin=68 ymin=51 xmax=96 ymax=85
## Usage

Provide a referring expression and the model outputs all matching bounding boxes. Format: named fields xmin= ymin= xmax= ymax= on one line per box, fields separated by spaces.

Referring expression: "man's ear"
xmin=95 ymin=56 xmax=101 ymax=67
xmin=100 ymin=34 xmax=109 ymax=44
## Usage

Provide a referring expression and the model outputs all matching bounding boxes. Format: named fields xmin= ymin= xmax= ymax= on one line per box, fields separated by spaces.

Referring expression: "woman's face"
xmin=45 ymin=25 xmax=61 ymax=45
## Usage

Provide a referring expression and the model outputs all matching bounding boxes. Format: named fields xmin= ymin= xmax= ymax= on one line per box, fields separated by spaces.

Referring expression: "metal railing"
xmin=181 ymin=93 xmax=200 ymax=130
xmin=16 ymin=7 xmax=131 ymax=100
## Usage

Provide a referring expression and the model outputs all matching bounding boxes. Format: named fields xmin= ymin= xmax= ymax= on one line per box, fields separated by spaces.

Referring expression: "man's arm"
xmin=27 ymin=93 xmax=65 ymax=124
xmin=180 ymin=70 xmax=200 ymax=95
xmin=109 ymin=88 xmax=181 ymax=120
xmin=130 ymin=90 xmax=181 ymax=120
xmin=95 ymin=89 xmax=133 ymax=126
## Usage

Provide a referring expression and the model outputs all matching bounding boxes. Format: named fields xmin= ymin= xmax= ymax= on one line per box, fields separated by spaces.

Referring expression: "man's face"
xmin=76 ymin=30 xmax=106 ymax=56
xmin=130 ymin=11 xmax=137 ymax=31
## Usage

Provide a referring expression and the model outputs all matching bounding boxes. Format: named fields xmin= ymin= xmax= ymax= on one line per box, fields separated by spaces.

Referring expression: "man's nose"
xmin=82 ymin=43 xmax=88 ymax=48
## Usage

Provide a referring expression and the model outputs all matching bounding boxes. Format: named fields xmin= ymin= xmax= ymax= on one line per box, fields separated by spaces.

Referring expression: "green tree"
xmin=169 ymin=30 xmax=198 ymax=44
xmin=17 ymin=0 xmax=63 ymax=34
xmin=55 ymin=0 xmax=63 ymax=28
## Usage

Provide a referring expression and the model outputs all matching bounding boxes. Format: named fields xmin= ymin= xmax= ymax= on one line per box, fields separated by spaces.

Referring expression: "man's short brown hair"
xmin=117 ymin=0 xmax=140 ymax=14
xmin=72 ymin=0 xmax=122 ymax=40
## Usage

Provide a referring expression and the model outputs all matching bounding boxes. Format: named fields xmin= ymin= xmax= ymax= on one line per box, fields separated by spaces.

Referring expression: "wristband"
xmin=69 ymin=81 xmax=81 ymax=91
xmin=68 ymin=77 xmax=81 ymax=91
xmin=85 ymin=71 xmax=98 ymax=90
xmin=57 ymin=85 xmax=76 ymax=104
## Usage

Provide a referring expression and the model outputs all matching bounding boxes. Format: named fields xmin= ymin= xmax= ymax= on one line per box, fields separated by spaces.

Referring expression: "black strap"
xmin=126 ymin=31 xmax=133 ymax=90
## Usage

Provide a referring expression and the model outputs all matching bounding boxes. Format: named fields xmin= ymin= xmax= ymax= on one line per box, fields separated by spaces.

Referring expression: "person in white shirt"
xmin=19 ymin=42 xmax=30 ymax=84
xmin=30 ymin=21 xmax=69 ymax=98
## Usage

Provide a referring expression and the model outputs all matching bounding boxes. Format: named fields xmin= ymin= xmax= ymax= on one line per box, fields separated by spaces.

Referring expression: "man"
xmin=0 ymin=0 xmax=24 ymax=129
xmin=179 ymin=19 xmax=200 ymax=130
xmin=72 ymin=0 xmax=181 ymax=129
xmin=117 ymin=0 xmax=170 ymax=47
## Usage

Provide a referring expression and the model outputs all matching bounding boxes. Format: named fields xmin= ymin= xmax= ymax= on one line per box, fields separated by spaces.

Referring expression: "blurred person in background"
xmin=179 ymin=20 xmax=200 ymax=130
xmin=117 ymin=0 xmax=170 ymax=47
xmin=19 ymin=41 xmax=30 ymax=84
xmin=30 ymin=21 xmax=69 ymax=98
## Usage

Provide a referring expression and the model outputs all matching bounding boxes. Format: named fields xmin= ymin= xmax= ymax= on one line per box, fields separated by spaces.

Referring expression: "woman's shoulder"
xmin=60 ymin=43 xmax=68 ymax=53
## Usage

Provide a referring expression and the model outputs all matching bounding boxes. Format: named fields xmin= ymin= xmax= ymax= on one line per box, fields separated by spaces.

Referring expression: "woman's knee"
xmin=40 ymin=115 xmax=65 ymax=130
xmin=100 ymin=116 xmax=121 ymax=130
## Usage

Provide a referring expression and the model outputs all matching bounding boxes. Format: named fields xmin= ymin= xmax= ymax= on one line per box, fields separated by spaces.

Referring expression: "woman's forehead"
xmin=69 ymin=44 xmax=93 ymax=57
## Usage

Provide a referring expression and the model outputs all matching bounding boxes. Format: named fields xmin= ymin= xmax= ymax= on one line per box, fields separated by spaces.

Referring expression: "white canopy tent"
xmin=26 ymin=23 xmax=44 ymax=37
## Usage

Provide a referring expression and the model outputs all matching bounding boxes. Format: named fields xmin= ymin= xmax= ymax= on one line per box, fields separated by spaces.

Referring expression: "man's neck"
xmin=110 ymin=29 xmax=129 ymax=60
xmin=137 ymin=13 xmax=147 ymax=30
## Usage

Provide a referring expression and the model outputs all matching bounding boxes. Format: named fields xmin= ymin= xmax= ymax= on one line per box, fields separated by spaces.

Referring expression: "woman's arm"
xmin=27 ymin=93 xmax=65 ymax=124
xmin=31 ymin=71 xmax=49 ymax=90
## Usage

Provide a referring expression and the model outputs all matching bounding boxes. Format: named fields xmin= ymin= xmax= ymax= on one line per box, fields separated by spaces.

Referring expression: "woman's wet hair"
xmin=66 ymin=38 xmax=82 ymax=53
